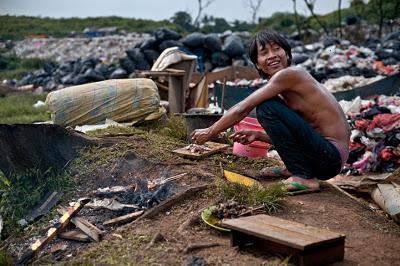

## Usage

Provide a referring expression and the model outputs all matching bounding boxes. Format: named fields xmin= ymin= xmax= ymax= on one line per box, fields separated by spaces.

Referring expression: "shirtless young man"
xmin=190 ymin=29 xmax=350 ymax=191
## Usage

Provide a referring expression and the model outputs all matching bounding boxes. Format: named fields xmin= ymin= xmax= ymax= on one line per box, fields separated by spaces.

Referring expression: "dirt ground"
xmin=5 ymin=133 xmax=400 ymax=266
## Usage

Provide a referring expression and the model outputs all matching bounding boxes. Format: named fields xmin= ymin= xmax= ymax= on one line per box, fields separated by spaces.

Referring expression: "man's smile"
xmin=267 ymin=60 xmax=280 ymax=66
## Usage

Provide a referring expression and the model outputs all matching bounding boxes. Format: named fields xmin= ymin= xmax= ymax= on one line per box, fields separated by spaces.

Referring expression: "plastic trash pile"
xmin=8 ymin=28 xmax=255 ymax=91
xmin=13 ymin=33 xmax=150 ymax=63
xmin=323 ymin=75 xmax=385 ymax=92
xmin=294 ymin=33 xmax=400 ymax=83
xmin=5 ymin=28 xmax=400 ymax=94
xmin=340 ymin=95 xmax=400 ymax=175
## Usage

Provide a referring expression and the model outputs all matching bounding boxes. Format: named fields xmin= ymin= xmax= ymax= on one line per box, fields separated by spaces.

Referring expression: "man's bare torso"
xmin=278 ymin=68 xmax=350 ymax=150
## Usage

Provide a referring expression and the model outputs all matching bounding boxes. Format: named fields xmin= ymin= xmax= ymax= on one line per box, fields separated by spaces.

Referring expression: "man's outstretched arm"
xmin=190 ymin=68 xmax=300 ymax=144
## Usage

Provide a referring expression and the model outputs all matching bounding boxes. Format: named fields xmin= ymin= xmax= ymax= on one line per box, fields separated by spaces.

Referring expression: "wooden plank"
xmin=224 ymin=219 xmax=323 ymax=250
xmin=220 ymin=214 xmax=345 ymax=251
xmin=59 ymin=229 xmax=91 ymax=242
xmin=300 ymin=242 xmax=344 ymax=266
xmin=231 ymin=230 xmax=344 ymax=266
xmin=172 ymin=142 xmax=229 ymax=159
xmin=138 ymin=70 xmax=185 ymax=77
xmin=23 ymin=191 xmax=63 ymax=225
xmin=155 ymin=81 xmax=169 ymax=91
xmin=57 ymin=207 xmax=103 ymax=242
xmin=70 ymin=217 xmax=103 ymax=242
xmin=203 ymin=66 xmax=259 ymax=85
xmin=223 ymin=214 xmax=345 ymax=266
xmin=18 ymin=199 xmax=89 ymax=264
xmin=169 ymin=75 xmax=185 ymax=114
xmin=103 ymin=210 xmax=144 ymax=226
xmin=164 ymin=68 xmax=186 ymax=74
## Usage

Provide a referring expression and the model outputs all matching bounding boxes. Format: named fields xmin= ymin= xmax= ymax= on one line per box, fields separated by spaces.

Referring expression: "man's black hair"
xmin=248 ymin=28 xmax=292 ymax=79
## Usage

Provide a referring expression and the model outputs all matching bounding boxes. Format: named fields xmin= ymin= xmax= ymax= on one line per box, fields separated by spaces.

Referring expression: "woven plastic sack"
xmin=45 ymin=78 xmax=165 ymax=127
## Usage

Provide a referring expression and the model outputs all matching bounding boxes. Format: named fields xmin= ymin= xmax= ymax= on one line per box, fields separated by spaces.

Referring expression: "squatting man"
xmin=191 ymin=28 xmax=350 ymax=192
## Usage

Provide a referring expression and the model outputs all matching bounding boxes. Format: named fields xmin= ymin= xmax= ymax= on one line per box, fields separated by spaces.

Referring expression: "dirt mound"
xmin=0 ymin=124 xmax=97 ymax=178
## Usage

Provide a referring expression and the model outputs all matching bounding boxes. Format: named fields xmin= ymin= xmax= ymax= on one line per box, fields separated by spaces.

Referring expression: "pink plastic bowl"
xmin=233 ymin=117 xmax=270 ymax=158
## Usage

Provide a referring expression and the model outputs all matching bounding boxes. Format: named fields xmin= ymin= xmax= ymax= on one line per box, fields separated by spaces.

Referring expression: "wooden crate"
xmin=220 ymin=214 xmax=345 ymax=266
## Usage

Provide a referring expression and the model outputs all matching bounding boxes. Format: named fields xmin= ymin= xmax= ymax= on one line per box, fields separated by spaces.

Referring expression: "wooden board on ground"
xmin=59 ymin=229 xmax=91 ymax=242
xmin=221 ymin=214 xmax=345 ymax=266
xmin=24 ymin=191 xmax=63 ymax=225
xmin=172 ymin=142 xmax=229 ymax=159
xmin=57 ymin=206 xmax=104 ymax=242
xmin=103 ymin=210 xmax=144 ymax=226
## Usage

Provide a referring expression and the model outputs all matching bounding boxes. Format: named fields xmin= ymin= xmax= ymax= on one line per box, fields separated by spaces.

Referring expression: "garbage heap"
xmin=6 ymin=28 xmax=400 ymax=93
xmin=292 ymin=33 xmax=400 ymax=92
xmin=340 ymin=95 xmax=400 ymax=175
xmin=12 ymin=32 xmax=151 ymax=63
xmin=9 ymin=28 xmax=252 ymax=91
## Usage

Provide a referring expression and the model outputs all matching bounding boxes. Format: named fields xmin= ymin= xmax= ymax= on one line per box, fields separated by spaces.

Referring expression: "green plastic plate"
xmin=201 ymin=206 xmax=231 ymax=232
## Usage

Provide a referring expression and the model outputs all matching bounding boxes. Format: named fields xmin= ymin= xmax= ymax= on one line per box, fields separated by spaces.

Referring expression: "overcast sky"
xmin=1 ymin=0 xmax=351 ymax=22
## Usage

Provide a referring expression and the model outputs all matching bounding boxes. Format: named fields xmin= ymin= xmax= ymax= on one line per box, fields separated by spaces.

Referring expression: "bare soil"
xmin=6 ymin=133 xmax=400 ymax=266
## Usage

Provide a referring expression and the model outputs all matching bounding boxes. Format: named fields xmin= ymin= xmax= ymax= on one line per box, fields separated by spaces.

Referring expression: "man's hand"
xmin=190 ymin=127 xmax=213 ymax=145
xmin=229 ymin=130 xmax=260 ymax=145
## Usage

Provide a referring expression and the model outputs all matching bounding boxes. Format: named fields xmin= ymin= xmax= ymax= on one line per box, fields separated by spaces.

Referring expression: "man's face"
xmin=256 ymin=42 xmax=288 ymax=78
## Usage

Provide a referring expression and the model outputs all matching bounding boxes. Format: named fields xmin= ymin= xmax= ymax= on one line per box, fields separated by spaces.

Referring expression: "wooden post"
xmin=220 ymin=77 xmax=227 ymax=114
xmin=168 ymin=75 xmax=185 ymax=114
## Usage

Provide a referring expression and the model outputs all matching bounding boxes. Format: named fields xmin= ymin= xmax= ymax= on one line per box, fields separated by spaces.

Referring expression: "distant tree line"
xmin=173 ymin=0 xmax=399 ymax=39
xmin=0 ymin=16 xmax=178 ymax=40
xmin=0 ymin=0 xmax=399 ymax=41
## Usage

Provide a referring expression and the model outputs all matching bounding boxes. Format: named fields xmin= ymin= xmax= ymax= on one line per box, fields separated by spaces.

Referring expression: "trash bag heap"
xmin=8 ymin=28 xmax=252 ymax=91
xmin=6 ymin=28 xmax=399 ymax=93
xmin=340 ymin=95 xmax=400 ymax=175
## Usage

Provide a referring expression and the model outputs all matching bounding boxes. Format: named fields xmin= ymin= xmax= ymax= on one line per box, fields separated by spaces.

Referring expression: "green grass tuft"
xmin=219 ymin=180 xmax=287 ymax=213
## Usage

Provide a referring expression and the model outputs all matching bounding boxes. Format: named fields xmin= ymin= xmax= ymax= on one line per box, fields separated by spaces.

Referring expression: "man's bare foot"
xmin=283 ymin=176 xmax=320 ymax=191
xmin=260 ymin=166 xmax=291 ymax=178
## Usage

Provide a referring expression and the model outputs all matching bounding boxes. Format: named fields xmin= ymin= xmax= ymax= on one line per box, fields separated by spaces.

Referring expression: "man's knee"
xmin=256 ymin=97 xmax=284 ymax=117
